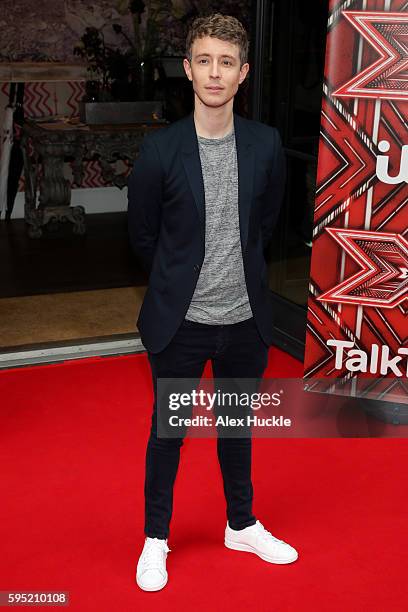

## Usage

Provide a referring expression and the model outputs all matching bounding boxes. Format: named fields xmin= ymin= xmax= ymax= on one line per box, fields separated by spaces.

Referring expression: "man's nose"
xmin=209 ymin=61 xmax=220 ymax=78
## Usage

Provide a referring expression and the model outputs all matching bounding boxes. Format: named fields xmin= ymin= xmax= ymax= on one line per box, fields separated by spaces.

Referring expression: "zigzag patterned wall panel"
xmin=304 ymin=0 xmax=408 ymax=405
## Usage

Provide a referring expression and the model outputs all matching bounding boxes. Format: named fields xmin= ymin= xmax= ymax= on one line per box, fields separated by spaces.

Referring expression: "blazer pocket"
xmin=149 ymin=275 xmax=167 ymax=294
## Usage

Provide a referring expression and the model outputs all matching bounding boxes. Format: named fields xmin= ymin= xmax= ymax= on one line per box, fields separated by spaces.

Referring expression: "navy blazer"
xmin=127 ymin=111 xmax=286 ymax=353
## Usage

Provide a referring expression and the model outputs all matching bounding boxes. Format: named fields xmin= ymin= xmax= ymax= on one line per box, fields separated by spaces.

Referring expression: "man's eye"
xmin=198 ymin=59 xmax=232 ymax=65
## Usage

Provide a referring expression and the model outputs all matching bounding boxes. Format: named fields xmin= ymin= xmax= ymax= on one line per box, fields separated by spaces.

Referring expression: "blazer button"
xmin=194 ymin=264 xmax=200 ymax=272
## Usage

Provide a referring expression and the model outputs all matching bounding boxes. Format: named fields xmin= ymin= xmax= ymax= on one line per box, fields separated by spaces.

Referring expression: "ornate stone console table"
xmin=21 ymin=118 xmax=166 ymax=238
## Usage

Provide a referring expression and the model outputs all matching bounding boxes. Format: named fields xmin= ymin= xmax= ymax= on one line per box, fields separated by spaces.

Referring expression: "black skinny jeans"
xmin=144 ymin=316 xmax=269 ymax=539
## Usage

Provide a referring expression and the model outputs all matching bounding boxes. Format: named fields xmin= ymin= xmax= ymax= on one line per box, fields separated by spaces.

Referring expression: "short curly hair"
xmin=185 ymin=13 xmax=249 ymax=67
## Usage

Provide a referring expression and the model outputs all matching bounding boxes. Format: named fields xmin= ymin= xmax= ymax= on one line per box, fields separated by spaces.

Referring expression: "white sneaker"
xmin=225 ymin=520 xmax=298 ymax=564
xmin=136 ymin=537 xmax=171 ymax=591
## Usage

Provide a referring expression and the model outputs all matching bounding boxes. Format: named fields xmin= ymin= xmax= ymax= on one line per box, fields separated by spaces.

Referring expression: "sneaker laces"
xmin=141 ymin=538 xmax=171 ymax=572
xmin=256 ymin=521 xmax=285 ymax=545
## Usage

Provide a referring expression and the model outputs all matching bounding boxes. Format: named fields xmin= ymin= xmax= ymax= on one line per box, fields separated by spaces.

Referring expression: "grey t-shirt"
xmin=185 ymin=128 xmax=253 ymax=324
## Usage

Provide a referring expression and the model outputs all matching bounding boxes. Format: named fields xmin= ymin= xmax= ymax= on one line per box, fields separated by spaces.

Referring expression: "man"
xmin=128 ymin=13 xmax=298 ymax=592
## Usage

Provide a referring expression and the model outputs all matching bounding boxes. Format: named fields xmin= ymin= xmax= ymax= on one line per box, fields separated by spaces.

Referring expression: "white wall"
xmin=10 ymin=186 xmax=128 ymax=219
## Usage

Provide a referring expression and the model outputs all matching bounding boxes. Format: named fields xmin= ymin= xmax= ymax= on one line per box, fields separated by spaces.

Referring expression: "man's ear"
xmin=239 ymin=62 xmax=250 ymax=85
xmin=183 ymin=58 xmax=193 ymax=81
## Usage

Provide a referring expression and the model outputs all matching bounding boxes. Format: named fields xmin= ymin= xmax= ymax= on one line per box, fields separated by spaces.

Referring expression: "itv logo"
xmin=376 ymin=140 xmax=408 ymax=185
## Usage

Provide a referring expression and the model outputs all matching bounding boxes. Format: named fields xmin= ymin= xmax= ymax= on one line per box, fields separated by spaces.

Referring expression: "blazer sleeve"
xmin=261 ymin=128 xmax=286 ymax=251
xmin=127 ymin=134 xmax=163 ymax=276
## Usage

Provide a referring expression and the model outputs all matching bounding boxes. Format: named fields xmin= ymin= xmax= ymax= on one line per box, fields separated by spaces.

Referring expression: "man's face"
xmin=183 ymin=36 xmax=249 ymax=109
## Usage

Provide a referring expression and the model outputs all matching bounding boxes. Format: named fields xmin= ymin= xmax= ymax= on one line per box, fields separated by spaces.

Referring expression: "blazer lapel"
xmin=234 ymin=112 xmax=254 ymax=253
xmin=180 ymin=111 xmax=254 ymax=252
xmin=181 ymin=112 xmax=206 ymax=242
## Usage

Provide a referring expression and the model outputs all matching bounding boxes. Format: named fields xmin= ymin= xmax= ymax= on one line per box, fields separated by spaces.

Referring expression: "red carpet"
xmin=0 ymin=348 xmax=407 ymax=611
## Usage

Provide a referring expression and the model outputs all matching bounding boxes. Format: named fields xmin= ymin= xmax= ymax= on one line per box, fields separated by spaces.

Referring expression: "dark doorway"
xmin=249 ymin=0 xmax=329 ymax=359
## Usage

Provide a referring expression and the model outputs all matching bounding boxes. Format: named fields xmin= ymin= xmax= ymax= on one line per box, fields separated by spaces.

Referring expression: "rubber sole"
xmin=225 ymin=538 xmax=298 ymax=564
xmin=136 ymin=573 xmax=168 ymax=592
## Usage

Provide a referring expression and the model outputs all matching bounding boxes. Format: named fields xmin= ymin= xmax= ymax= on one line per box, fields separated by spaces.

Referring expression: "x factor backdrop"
xmin=303 ymin=0 xmax=408 ymax=405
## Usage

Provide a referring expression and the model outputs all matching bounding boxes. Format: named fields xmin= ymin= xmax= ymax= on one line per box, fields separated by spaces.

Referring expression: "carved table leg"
xmin=25 ymin=145 xmax=86 ymax=237
xmin=22 ymin=135 xmax=42 ymax=238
